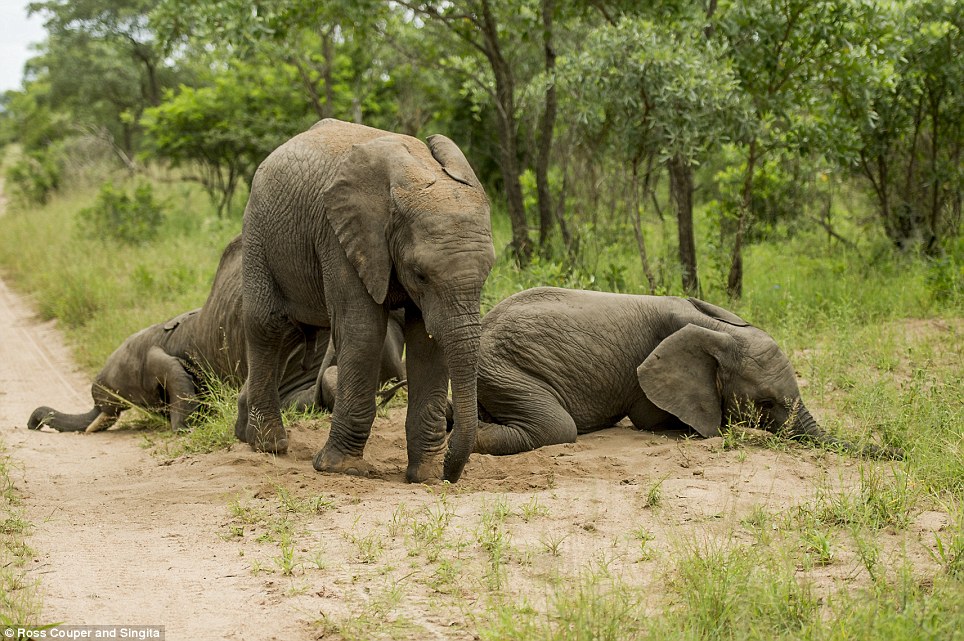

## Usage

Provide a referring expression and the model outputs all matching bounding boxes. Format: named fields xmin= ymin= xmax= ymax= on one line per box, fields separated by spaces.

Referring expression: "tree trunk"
xmin=480 ymin=0 xmax=531 ymax=266
xmin=631 ymin=160 xmax=657 ymax=292
xmin=321 ymin=32 xmax=336 ymax=119
xmin=536 ymin=0 xmax=557 ymax=250
xmin=669 ymin=154 xmax=699 ymax=295
xmin=727 ymin=139 xmax=758 ymax=298
xmin=292 ymin=56 xmax=327 ymax=119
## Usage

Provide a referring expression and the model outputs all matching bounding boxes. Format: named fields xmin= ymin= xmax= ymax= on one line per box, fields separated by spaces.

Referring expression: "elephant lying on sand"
xmin=468 ymin=287 xmax=900 ymax=458
xmin=28 ymin=236 xmax=406 ymax=433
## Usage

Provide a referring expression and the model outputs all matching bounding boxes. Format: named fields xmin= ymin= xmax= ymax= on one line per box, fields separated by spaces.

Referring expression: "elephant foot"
xmin=234 ymin=414 xmax=250 ymax=443
xmin=313 ymin=444 xmax=374 ymax=477
xmin=248 ymin=422 xmax=289 ymax=455
xmin=406 ymin=457 xmax=444 ymax=484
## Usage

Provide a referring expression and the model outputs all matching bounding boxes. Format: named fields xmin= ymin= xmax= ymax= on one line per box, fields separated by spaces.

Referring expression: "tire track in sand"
xmin=0 ymin=272 xmax=315 ymax=639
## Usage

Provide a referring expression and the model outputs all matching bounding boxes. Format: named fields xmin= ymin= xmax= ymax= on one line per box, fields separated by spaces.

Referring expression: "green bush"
xmin=77 ymin=182 xmax=166 ymax=244
xmin=5 ymin=149 xmax=61 ymax=205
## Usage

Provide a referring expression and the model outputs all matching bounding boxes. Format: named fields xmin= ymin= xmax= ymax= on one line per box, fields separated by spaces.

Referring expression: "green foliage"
xmin=140 ymin=61 xmax=315 ymax=216
xmin=925 ymin=250 xmax=964 ymax=303
xmin=21 ymin=0 xmax=184 ymax=158
xmin=5 ymin=148 xmax=61 ymax=205
xmin=827 ymin=0 xmax=963 ymax=252
xmin=707 ymin=149 xmax=832 ymax=243
xmin=77 ymin=181 xmax=165 ymax=244
xmin=565 ymin=15 xmax=745 ymax=166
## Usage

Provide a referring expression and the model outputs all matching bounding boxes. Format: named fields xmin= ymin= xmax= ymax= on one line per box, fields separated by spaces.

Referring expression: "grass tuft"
xmin=0 ymin=439 xmax=42 ymax=627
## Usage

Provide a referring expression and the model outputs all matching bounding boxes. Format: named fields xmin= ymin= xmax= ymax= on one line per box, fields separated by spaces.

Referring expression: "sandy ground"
xmin=0 ymin=276 xmax=328 ymax=639
xmin=0 ymin=269 xmax=953 ymax=639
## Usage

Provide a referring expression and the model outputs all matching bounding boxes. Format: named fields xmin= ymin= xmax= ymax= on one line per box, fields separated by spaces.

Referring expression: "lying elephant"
xmin=469 ymin=287 xmax=900 ymax=458
xmin=28 ymin=236 xmax=406 ymax=433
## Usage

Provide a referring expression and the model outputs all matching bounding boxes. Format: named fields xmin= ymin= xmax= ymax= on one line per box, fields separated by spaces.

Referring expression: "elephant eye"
xmin=412 ymin=267 xmax=429 ymax=284
xmin=759 ymin=399 xmax=775 ymax=410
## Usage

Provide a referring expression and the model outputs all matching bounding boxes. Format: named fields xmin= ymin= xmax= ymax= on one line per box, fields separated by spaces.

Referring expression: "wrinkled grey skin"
xmin=317 ymin=309 xmax=407 ymax=409
xmin=470 ymin=287 xmax=901 ymax=458
xmin=236 ymin=118 xmax=494 ymax=484
xmin=27 ymin=237 xmax=406 ymax=434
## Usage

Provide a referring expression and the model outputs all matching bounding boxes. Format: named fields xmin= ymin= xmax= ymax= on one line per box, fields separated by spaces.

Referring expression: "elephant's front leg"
xmin=313 ymin=309 xmax=388 ymax=476
xmin=402 ymin=308 xmax=449 ymax=483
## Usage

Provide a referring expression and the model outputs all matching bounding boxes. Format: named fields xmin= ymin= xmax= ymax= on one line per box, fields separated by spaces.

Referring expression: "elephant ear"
xmin=687 ymin=298 xmax=750 ymax=327
xmin=326 ymin=137 xmax=436 ymax=304
xmin=427 ymin=134 xmax=482 ymax=188
xmin=636 ymin=324 xmax=739 ymax=438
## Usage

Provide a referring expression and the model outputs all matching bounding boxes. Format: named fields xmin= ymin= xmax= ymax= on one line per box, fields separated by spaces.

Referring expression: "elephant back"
xmin=187 ymin=236 xmax=248 ymax=384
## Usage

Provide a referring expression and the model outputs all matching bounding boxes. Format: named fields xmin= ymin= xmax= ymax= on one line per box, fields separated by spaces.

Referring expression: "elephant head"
xmin=636 ymin=308 xmax=901 ymax=459
xmin=325 ymin=132 xmax=495 ymax=482
xmin=28 ymin=323 xmax=198 ymax=433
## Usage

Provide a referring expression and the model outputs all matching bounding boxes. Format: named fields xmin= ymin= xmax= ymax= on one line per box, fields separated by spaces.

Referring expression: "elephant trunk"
xmin=788 ymin=404 xmax=903 ymax=460
xmin=439 ymin=313 xmax=483 ymax=483
xmin=28 ymin=406 xmax=104 ymax=432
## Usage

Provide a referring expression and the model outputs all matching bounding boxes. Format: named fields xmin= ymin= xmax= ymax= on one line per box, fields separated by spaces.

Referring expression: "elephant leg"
xmin=311 ymin=335 xmax=336 ymax=408
xmin=402 ymin=310 xmax=448 ymax=483
xmin=313 ymin=307 xmax=388 ymax=476
xmin=380 ymin=313 xmax=407 ymax=383
xmin=278 ymin=327 xmax=329 ymax=411
xmin=144 ymin=347 xmax=198 ymax=432
xmin=626 ymin=395 xmax=677 ymax=431
xmin=234 ymin=381 xmax=251 ymax=442
xmin=241 ymin=317 xmax=303 ymax=454
xmin=474 ymin=376 xmax=578 ymax=455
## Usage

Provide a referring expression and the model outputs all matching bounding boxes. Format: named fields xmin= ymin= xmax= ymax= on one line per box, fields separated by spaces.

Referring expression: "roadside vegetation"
xmin=0 ymin=0 xmax=961 ymax=637
xmin=0 ymin=439 xmax=42 ymax=627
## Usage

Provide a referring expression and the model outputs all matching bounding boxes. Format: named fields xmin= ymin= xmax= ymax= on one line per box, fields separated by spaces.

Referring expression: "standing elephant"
xmin=27 ymin=236 xmax=406 ymax=433
xmin=470 ymin=287 xmax=900 ymax=458
xmin=236 ymin=118 xmax=494 ymax=483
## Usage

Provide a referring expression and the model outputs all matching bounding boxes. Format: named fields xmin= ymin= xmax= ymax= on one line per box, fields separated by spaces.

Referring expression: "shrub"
xmin=5 ymin=150 xmax=61 ymax=205
xmin=77 ymin=181 xmax=165 ymax=244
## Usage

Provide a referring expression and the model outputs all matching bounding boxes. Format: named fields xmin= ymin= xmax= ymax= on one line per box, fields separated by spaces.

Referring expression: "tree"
xmin=715 ymin=0 xmax=866 ymax=297
xmin=140 ymin=62 xmax=315 ymax=217
xmin=397 ymin=0 xmax=542 ymax=265
xmin=831 ymin=0 xmax=962 ymax=253
xmin=26 ymin=0 xmax=181 ymax=161
xmin=152 ymin=0 xmax=391 ymax=126
xmin=566 ymin=16 xmax=745 ymax=294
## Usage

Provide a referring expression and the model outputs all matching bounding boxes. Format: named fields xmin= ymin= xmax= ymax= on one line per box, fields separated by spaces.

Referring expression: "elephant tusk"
xmin=85 ymin=412 xmax=116 ymax=433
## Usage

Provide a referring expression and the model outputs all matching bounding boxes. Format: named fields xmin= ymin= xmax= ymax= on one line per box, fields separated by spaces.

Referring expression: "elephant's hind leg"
xmin=240 ymin=317 xmax=304 ymax=454
xmin=475 ymin=378 xmax=577 ymax=455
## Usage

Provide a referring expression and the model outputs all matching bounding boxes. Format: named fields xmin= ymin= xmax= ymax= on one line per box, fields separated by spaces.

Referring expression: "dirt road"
xmin=0 ymin=276 xmax=317 ymax=639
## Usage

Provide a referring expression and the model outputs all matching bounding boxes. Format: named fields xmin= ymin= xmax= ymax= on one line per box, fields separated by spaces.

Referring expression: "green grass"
xmin=0 ymin=175 xmax=238 ymax=371
xmin=473 ymin=538 xmax=964 ymax=641
xmin=0 ymin=439 xmax=42 ymax=627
